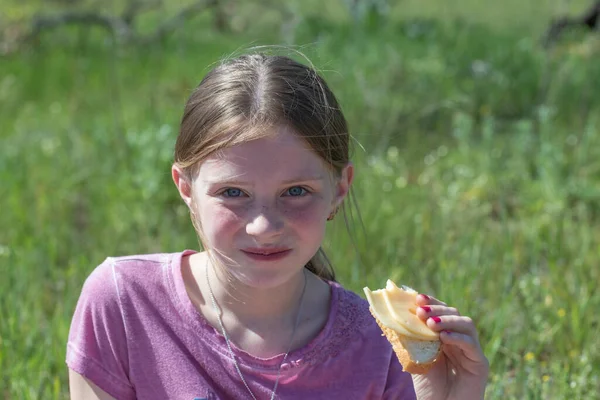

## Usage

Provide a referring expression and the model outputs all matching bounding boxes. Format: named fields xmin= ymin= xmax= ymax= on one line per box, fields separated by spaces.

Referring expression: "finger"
xmin=440 ymin=330 xmax=488 ymax=365
xmin=416 ymin=293 xmax=447 ymax=307
xmin=426 ymin=315 xmax=478 ymax=338
xmin=416 ymin=305 xmax=460 ymax=320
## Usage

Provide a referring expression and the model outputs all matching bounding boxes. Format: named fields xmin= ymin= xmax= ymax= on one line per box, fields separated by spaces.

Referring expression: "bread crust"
xmin=370 ymin=308 xmax=441 ymax=374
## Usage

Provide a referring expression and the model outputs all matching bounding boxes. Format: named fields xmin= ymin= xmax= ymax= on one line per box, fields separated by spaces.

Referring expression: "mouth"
xmin=241 ymin=248 xmax=292 ymax=261
xmin=242 ymin=248 xmax=291 ymax=256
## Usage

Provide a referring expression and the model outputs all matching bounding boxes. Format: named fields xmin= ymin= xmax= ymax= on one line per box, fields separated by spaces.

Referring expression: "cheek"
xmin=283 ymin=200 xmax=328 ymax=228
xmin=283 ymin=204 xmax=328 ymax=253
xmin=199 ymin=205 xmax=244 ymax=244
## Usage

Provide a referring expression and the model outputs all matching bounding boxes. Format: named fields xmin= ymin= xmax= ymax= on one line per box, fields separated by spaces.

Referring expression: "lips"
xmin=242 ymin=248 xmax=290 ymax=256
xmin=241 ymin=248 xmax=292 ymax=262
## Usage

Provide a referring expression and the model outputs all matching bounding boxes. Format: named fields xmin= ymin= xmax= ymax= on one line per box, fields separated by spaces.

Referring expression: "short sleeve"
xmin=66 ymin=258 xmax=136 ymax=400
xmin=383 ymin=353 xmax=417 ymax=400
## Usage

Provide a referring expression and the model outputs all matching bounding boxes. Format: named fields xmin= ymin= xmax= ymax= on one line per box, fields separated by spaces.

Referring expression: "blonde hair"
xmin=174 ymin=52 xmax=352 ymax=282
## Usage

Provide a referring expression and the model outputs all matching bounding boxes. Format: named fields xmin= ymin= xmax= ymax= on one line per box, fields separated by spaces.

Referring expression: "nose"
xmin=245 ymin=206 xmax=284 ymax=240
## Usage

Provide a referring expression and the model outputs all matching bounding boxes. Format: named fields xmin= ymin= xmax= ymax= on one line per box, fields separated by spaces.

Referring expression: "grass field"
xmin=1 ymin=0 xmax=600 ymax=398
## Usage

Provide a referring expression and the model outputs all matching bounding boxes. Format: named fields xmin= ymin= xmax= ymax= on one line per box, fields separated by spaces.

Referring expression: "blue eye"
xmin=222 ymin=188 xmax=244 ymax=197
xmin=286 ymin=186 xmax=307 ymax=197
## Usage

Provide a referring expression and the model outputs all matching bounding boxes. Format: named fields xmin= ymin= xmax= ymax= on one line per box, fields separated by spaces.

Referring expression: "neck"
xmin=197 ymin=251 xmax=307 ymax=328
xmin=212 ymin=267 xmax=306 ymax=323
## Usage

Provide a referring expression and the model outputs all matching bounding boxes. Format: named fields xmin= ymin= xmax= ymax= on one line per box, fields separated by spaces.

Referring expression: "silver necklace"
xmin=205 ymin=263 xmax=307 ymax=400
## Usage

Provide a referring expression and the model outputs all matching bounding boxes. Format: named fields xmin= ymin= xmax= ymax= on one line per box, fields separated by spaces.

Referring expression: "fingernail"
xmin=420 ymin=294 xmax=430 ymax=300
xmin=420 ymin=306 xmax=432 ymax=313
xmin=443 ymin=330 xmax=452 ymax=335
xmin=431 ymin=316 xmax=442 ymax=324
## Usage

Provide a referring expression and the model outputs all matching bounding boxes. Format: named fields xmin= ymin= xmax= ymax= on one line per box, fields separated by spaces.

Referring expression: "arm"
xmin=69 ymin=369 xmax=117 ymax=400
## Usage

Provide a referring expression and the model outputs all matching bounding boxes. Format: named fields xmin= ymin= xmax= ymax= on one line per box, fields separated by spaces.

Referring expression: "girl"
xmin=67 ymin=52 xmax=489 ymax=399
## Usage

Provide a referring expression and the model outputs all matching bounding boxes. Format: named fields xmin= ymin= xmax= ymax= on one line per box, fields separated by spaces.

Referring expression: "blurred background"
xmin=1 ymin=0 xmax=600 ymax=398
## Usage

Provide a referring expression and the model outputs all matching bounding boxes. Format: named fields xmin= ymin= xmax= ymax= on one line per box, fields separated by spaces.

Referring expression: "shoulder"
xmin=330 ymin=282 xmax=382 ymax=337
xmin=300 ymin=281 xmax=390 ymax=365
xmin=104 ymin=252 xmax=173 ymax=275
xmin=76 ymin=252 xmax=177 ymax=310
xmin=70 ymin=250 xmax=181 ymax=322
xmin=67 ymin=252 xmax=181 ymax=370
xmin=87 ymin=252 xmax=173 ymax=286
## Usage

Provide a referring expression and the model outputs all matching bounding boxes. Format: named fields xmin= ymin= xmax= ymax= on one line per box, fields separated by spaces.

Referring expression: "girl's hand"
xmin=410 ymin=294 xmax=489 ymax=400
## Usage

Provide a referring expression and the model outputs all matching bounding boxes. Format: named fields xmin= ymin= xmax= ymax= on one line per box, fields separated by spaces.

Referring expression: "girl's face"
xmin=183 ymin=126 xmax=353 ymax=288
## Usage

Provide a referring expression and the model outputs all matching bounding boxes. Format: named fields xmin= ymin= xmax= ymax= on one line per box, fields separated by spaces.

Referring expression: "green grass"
xmin=2 ymin=1 xmax=600 ymax=398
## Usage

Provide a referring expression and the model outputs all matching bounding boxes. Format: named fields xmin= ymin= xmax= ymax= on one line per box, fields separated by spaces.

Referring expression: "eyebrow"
xmin=204 ymin=176 xmax=326 ymax=186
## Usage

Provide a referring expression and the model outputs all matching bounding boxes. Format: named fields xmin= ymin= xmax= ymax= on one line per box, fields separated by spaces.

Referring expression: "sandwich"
xmin=363 ymin=280 xmax=441 ymax=374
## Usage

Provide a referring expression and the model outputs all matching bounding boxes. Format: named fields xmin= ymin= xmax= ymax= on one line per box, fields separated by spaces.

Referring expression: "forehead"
xmin=197 ymin=127 xmax=331 ymax=181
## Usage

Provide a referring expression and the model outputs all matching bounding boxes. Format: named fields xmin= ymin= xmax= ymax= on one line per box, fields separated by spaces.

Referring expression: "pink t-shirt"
xmin=66 ymin=250 xmax=416 ymax=399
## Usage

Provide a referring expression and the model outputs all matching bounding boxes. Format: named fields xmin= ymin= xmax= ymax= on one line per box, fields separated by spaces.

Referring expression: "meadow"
xmin=1 ymin=0 xmax=600 ymax=398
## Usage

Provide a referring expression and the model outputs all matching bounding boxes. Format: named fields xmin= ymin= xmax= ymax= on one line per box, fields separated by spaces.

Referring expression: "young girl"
xmin=67 ymin=53 xmax=489 ymax=399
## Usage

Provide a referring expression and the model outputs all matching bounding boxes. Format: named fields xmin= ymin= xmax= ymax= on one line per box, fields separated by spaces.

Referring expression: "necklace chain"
xmin=205 ymin=262 xmax=307 ymax=400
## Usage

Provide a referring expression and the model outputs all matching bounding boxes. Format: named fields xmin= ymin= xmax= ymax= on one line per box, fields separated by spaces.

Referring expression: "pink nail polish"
xmin=431 ymin=316 xmax=442 ymax=324
xmin=443 ymin=330 xmax=452 ymax=335
xmin=420 ymin=306 xmax=432 ymax=313
xmin=420 ymin=294 xmax=430 ymax=300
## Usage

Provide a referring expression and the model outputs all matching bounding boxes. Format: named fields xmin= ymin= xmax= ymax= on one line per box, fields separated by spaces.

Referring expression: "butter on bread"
xmin=364 ymin=280 xmax=441 ymax=374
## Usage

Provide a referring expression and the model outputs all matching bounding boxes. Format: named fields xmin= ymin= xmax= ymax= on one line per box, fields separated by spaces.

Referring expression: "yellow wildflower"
xmin=524 ymin=352 xmax=535 ymax=362
xmin=569 ymin=350 xmax=577 ymax=359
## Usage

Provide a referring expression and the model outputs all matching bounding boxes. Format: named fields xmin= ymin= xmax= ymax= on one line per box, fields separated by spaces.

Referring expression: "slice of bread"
xmin=370 ymin=308 xmax=442 ymax=374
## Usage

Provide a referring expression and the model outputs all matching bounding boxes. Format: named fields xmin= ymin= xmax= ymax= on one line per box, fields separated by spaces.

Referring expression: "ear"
xmin=332 ymin=162 xmax=354 ymax=208
xmin=172 ymin=164 xmax=193 ymax=207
